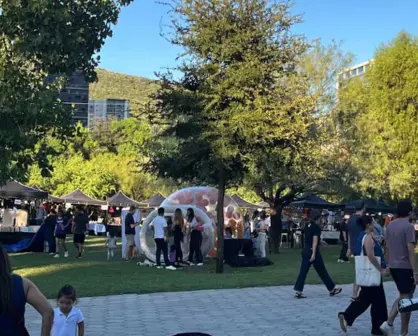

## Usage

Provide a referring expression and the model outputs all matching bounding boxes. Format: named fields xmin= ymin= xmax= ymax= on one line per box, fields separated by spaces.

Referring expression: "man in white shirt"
xmin=151 ymin=207 xmax=175 ymax=270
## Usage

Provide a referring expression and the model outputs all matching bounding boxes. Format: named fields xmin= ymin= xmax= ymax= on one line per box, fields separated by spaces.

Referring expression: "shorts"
xmin=126 ymin=234 xmax=134 ymax=247
xmin=390 ymin=268 xmax=416 ymax=295
xmin=55 ymin=234 xmax=66 ymax=240
xmin=73 ymin=233 xmax=86 ymax=244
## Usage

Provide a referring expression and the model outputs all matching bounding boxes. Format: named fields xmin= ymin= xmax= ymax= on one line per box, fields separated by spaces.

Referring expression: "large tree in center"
xmin=0 ymin=0 xmax=133 ymax=184
xmin=145 ymin=0 xmax=316 ymax=272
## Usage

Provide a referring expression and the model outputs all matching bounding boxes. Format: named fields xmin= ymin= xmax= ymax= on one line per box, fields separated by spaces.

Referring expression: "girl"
xmin=105 ymin=229 xmax=117 ymax=260
xmin=172 ymin=208 xmax=185 ymax=267
xmin=338 ymin=216 xmax=388 ymax=335
xmin=186 ymin=208 xmax=204 ymax=266
xmin=0 ymin=244 xmax=53 ymax=336
xmin=54 ymin=209 xmax=70 ymax=259
xmin=52 ymin=285 xmax=84 ymax=336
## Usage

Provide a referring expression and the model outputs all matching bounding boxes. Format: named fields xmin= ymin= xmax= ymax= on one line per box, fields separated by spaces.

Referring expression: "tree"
xmin=241 ymin=40 xmax=353 ymax=246
xmin=144 ymin=0 xmax=316 ymax=272
xmin=0 ymin=0 xmax=133 ymax=184
xmin=337 ymin=32 xmax=418 ymax=203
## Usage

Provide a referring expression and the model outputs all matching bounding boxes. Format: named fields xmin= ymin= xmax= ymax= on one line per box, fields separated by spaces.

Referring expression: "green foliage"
xmin=28 ymin=119 xmax=177 ymax=200
xmin=89 ymin=69 xmax=159 ymax=117
xmin=0 ymin=0 xmax=133 ymax=185
xmin=337 ymin=32 xmax=418 ymax=203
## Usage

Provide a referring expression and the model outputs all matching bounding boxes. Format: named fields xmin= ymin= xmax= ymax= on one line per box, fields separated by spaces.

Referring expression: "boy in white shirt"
xmin=151 ymin=207 xmax=176 ymax=270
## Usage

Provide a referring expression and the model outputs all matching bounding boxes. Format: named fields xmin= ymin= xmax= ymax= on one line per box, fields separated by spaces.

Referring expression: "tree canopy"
xmin=0 ymin=0 xmax=133 ymax=185
xmin=337 ymin=32 xmax=418 ymax=203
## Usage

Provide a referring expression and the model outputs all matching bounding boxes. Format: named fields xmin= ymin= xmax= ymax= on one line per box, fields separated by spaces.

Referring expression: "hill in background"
xmin=89 ymin=69 xmax=158 ymax=117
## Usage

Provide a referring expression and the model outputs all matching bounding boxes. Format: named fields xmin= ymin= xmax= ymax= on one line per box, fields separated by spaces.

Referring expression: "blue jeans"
xmin=294 ymin=249 xmax=335 ymax=292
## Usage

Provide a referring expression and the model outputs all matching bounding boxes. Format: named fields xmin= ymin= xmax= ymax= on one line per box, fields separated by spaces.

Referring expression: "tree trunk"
xmin=216 ymin=168 xmax=226 ymax=274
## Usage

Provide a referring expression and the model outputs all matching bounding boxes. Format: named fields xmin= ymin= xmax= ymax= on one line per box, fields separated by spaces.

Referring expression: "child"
xmin=52 ymin=285 xmax=84 ymax=336
xmin=105 ymin=229 xmax=117 ymax=260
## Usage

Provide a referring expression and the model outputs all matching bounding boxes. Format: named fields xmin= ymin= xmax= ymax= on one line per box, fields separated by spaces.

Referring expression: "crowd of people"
xmin=1 ymin=199 xmax=418 ymax=335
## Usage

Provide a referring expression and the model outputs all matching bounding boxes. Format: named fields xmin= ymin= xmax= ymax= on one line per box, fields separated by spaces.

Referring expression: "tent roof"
xmin=61 ymin=189 xmax=107 ymax=206
xmin=0 ymin=180 xmax=48 ymax=199
xmin=231 ymin=194 xmax=259 ymax=209
xmin=344 ymin=199 xmax=395 ymax=213
xmin=142 ymin=192 xmax=166 ymax=208
xmin=107 ymin=191 xmax=148 ymax=207
xmin=33 ymin=185 xmax=64 ymax=203
xmin=291 ymin=194 xmax=341 ymax=209
xmin=256 ymin=201 xmax=271 ymax=208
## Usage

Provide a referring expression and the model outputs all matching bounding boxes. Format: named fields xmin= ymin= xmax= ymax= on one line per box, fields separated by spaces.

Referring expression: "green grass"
xmin=11 ymin=237 xmax=359 ymax=298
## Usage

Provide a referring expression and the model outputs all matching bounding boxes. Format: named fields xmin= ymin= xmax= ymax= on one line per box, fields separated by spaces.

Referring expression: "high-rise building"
xmin=88 ymin=99 xmax=130 ymax=129
xmin=45 ymin=71 xmax=89 ymax=126
xmin=337 ymin=60 xmax=373 ymax=90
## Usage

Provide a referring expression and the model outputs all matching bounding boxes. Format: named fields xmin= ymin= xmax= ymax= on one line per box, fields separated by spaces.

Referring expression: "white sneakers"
xmin=165 ymin=265 xmax=177 ymax=270
xmin=53 ymin=254 xmax=60 ymax=258
xmin=64 ymin=251 xmax=69 ymax=258
xmin=196 ymin=263 xmax=203 ymax=267
xmin=380 ymin=322 xmax=396 ymax=336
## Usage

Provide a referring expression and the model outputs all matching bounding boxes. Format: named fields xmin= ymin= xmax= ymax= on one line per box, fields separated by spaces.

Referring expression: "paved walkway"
xmin=26 ymin=282 xmax=417 ymax=336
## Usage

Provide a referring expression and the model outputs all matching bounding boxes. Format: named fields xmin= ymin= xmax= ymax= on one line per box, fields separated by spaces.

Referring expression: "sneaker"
xmin=53 ymin=254 xmax=60 ymax=258
xmin=49 ymin=252 xmax=55 ymax=255
xmin=187 ymin=261 xmax=195 ymax=266
xmin=196 ymin=263 xmax=203 ymax=267
xmin=166 ymin=265 xmax=176 ymax=270
xmin=380 ymin=322 xmax=396 ymax=336
xmin=156 ymin=266 xmax=163 ymax=269
xmin=337 ymin=259 xmax=342 ymax=263
xmin=338 ymin=313 xmax=347 ymax=333
xmin=64 ymin=251 xmax=69 ymax=258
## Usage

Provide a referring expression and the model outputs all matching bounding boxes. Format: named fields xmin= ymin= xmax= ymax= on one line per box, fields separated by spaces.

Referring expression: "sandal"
xmin=330 ymin=287 xmax=342 ymax=296
xmin=338 ymin=313 xmax=347 ymax=333
xmin=294 ymin=292 xmax=307 ymax=299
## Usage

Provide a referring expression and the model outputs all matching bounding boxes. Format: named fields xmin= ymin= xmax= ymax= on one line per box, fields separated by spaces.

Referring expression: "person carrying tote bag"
xmin=338 ymin=215 xmax=389 ymax=335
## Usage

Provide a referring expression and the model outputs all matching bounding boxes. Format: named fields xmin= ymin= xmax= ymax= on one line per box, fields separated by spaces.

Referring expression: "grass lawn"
xmin=11 ymin=236 xmax=360 ymax=298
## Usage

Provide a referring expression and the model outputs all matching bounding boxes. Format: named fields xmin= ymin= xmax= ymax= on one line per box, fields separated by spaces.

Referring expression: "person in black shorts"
xmin=72 ymin=207 xmax=89 ymax=259
xmin=380 ymin=200 xmax=418 ymax=336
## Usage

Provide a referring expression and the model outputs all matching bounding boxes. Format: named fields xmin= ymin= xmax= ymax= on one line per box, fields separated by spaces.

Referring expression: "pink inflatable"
xmin=162 ymin=187 xmax=244 ymax=256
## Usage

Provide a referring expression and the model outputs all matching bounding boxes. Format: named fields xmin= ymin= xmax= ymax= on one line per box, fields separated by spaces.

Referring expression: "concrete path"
xmin=26 ymin=282 xmax=418 ymax=336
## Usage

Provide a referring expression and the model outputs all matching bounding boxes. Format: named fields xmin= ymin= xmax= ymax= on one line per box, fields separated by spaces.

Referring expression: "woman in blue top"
xmin=0 ymin=244 xmax=53 ymax=335
xmin=338 ymin=215 xmax=389 ymax=335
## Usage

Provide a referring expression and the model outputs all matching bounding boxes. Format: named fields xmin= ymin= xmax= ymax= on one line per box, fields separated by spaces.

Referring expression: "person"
xmin=347 ymin=202 xmax=366 ymax=301
xmin=44 ymin=209 xmax=57 ymax=255
xmin=187 ymin=208 xmax=204 ymax=266
xmin=252 ymin=210 xmax=260 ymax=232
xmin=269 ymin=208 xmax=282 ymax=254
xmin=51 ymin=285 xmax=84 ymax=336
xmin=125 ymin=205 xmax=136 ymax=260
xmin=294 ymin=209 xmax=342 ymax=298
xmin=105 ymin=229 xmax=117 ymax=260
xmin=0 ymin=244 xmax=53 ymax=335
xmin=151 ymin=207 xmax=176 ymax=270
xmin=338 ymin=215 xmax=349 ymax=263
xmin=72 ymin=207 xmax=88 ymax=259
xmin=54 ymin=209 xmax=70 ymax=258
xmin=224 ymin=227 xmax=233 ymax=239
xmin=172 ymin=208 xmax=185 ymax=267
xmin=380 ymin=199 xmax=418 ymax=336
xmin=338 ymin=215 xmax=388 ymax=335
xmin=243 ymin=214 xmax=251 ymax=239
xmin=257 ymin=211 xmax=269 ymax=258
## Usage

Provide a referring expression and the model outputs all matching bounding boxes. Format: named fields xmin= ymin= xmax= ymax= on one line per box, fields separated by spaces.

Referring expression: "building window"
xmin=358 ymin=66 xmax=364 ymax=74
xmin=351 ymin=69 xmax=357 ymax=76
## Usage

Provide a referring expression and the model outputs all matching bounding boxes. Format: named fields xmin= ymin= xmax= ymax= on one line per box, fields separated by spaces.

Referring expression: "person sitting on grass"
xmin=0 ymin=244 xmax=53 ymax=335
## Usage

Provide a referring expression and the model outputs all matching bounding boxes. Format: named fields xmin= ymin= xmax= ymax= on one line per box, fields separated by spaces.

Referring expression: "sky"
xmin=98 ymin=0 xmax=418 ymax=79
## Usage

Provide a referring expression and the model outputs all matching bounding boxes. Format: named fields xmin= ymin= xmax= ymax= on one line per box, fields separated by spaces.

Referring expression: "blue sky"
xmin=98 ymin=0 xmax=418 ymax=79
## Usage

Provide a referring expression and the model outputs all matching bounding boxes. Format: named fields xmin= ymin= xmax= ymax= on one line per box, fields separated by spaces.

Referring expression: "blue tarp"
xmin=3 ymin=225 xmax=46 ymax=253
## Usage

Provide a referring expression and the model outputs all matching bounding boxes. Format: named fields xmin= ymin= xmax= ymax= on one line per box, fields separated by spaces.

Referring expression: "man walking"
xmin=44 ymin=209 xmax=57 ymax=255
xmin=294 ymin=209 xmax=342 ymax=298
xmin=347 ymin=202 xmax=366 ymax=301
xmin=125 ymin=205 xmax=136 ymax=260
xmin=381 ymin=200 xmax=418 ymax=336
xmin=72 ymin=207 xmax=88 ymax=258
xmin=151 ymin=207 xmax=176 ymax=270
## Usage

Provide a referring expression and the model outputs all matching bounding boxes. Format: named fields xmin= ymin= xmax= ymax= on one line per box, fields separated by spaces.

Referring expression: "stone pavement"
xmin=26 ymin=282 xmax=418 ymax=336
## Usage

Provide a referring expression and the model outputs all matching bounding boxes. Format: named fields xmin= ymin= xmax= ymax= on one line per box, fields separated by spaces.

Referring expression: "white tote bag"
xmin=355 ymin=235 xmax=381 ymax=287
